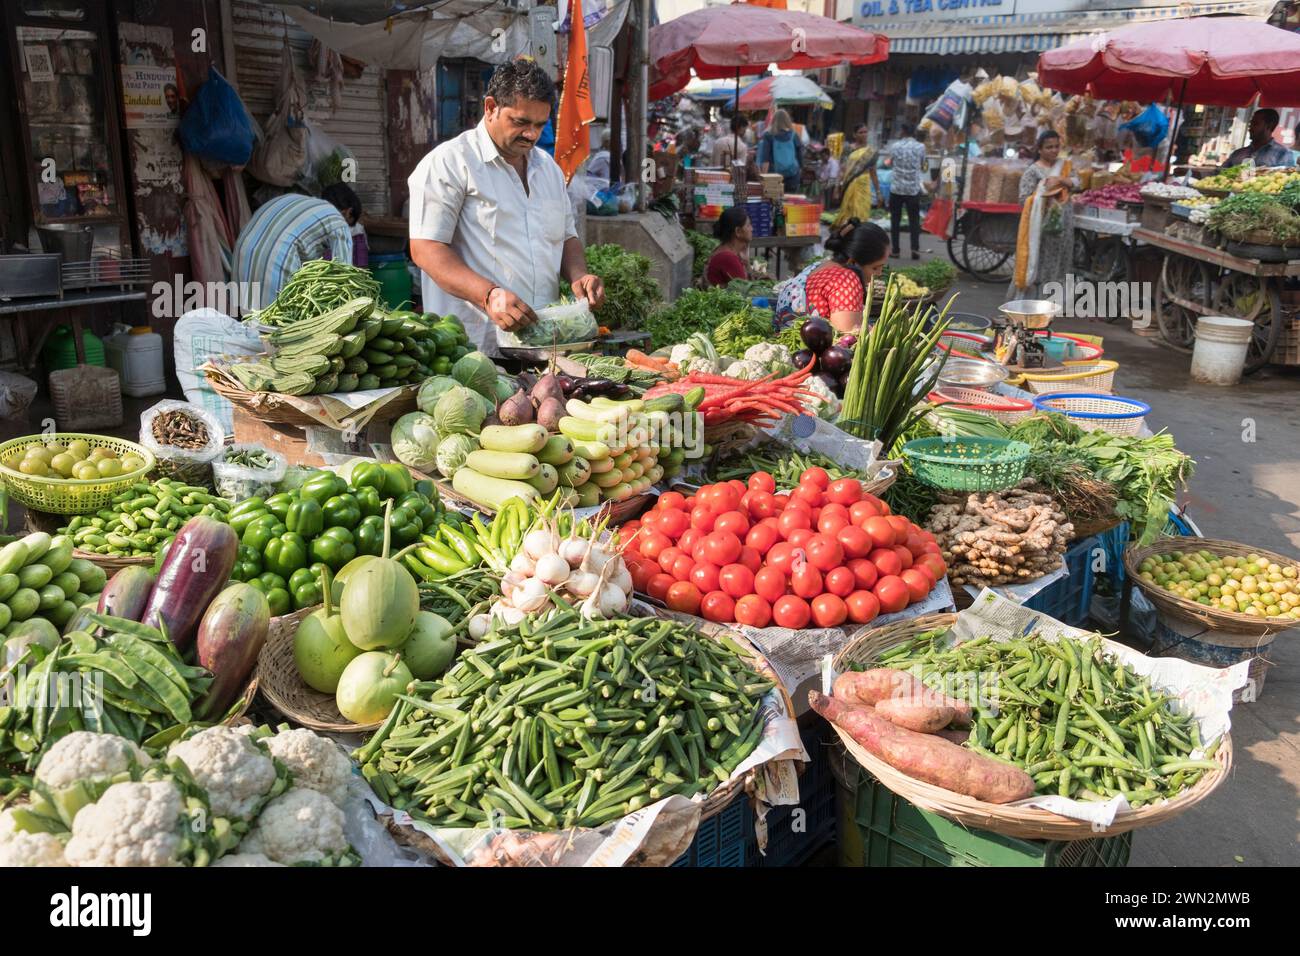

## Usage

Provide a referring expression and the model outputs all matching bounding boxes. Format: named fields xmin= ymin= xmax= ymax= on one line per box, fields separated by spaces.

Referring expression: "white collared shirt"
xmin=408 ymin=120 xmax=577 ymax=354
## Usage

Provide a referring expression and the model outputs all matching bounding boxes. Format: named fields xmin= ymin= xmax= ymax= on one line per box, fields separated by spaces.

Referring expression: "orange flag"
xmin=555 ymin=0 xmax=595 ymax=184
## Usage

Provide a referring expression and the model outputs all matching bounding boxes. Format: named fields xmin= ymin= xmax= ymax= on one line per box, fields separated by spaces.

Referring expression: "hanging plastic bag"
xmin=179 ymin=67 xmax=257 ymax=168
xmin=300 ymin=123 xmax=356 ymax=194
xmin=496 ymin=299 xmax=597 ymax=350
xmin=1120 ymin=103 xmax=1170 ymax=149
xmin=247 ymin=42 xmax=309 ymax=187
xmin=173 ymin=308 xmax=265 ymax=434
xmin=140 ymin=399 xmax=226 ymax=486
xmin=923 ymin=79 xmax=973 ymax=132
xmin=0 ymin=372 xmax=37 ymax=419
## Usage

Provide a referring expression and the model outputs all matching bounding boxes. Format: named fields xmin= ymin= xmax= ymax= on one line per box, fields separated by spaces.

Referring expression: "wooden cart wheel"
xmin=960 ymin=212 xmax=1014 ymax=282
xmin=1156 ymin=253 xmax=1211 ymax=351
xmin=1210 ymin=272 xmax=1283 ymax=373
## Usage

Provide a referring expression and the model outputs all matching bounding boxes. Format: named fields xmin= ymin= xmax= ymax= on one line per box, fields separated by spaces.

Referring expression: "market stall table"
xmin=0 ymin=289 xmax=148 ymax=371
xmin=749 ymin=233 xmax=819 ymax=280
xmin=1134 ymin=226 xmax=1300 ymax=371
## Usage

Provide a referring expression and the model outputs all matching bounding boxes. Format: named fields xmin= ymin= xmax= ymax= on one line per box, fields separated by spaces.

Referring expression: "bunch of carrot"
xmin=646 ymin=359 xmax=818 ymax=427
xmin=626 ymin=349 xmax=680 ymax=381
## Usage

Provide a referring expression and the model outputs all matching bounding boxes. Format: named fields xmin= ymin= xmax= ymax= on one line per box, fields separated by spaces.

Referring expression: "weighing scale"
xmin=994 ymin=299 xmax=1061 ymax=369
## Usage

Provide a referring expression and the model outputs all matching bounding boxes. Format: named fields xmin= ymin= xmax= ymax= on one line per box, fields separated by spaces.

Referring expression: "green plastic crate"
xmin=839 ymin=769 xmax=1131 ymax=867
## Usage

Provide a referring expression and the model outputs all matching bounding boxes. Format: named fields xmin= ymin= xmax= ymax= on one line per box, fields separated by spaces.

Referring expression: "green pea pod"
xmin=107 ymin=632 xmax=189 ymax=696
xmin=114 ymin=648 xmax=192 ymax=723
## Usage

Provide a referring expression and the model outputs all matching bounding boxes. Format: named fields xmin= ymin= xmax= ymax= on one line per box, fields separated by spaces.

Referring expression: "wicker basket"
xmin=902 ymin=437 xmax=1031 ymax=492
xmin=0 ymin=435 xmax=156 ymax=515
xmin=928 ymin=388 xmax=1035 ymax=425
xmin=255 ymin=606 xmax=383 ymax=734
xmin=1031 ymin=393 xmax=1149 ymax=436
xmin=1020 ymin=360 xmax=1120 ymax=395
xmin=49 ymin=365 xmax=123 ymax=430
xmin=207 ymin=371 xmax=419 ymax=429
xmin=1125 ymin=537 xmax=1300 ymax=638
xmin=830 ymin=613 xmax=1234 ymax=840
xmin=937 ymin=331 xmax=993 ymax=360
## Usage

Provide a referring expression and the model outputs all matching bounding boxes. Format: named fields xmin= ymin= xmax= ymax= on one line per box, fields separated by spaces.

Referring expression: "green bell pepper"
xmin=431 ymin=356 xmax=452 ymax=375
xmin=257 ymin=572 xmax=288 ymax=594
xmin=350 ymin=461 xmax=387 ymax=496
xmin=413 ymin=478 xmax=436 ymax=500
xmin=246 ymin=578 xmax=291 ymax=616
xmin=286 ymin=499 xmax=325 ymax=537
xmin=354 ymin=485 xmax=383 ymax=518
xmin=234 ymin=545 xmax=264 ymax=582
xmin=381 ymin=463 xmax=414 ymax=499
xmin=310 ymin=526 xmax=357 ymax=570
xmin=387 ymin=505 xmax=422 ymax=547
xmin=265 ymin=492 xmax=297 ymax=522
xmin=301 ymin=472 xmax=347 ymax=506
xmin=292 ymin=580 xmax=323 ymax=610
xmin=399 ymin=492 xmax=438 ymax=531
xmin=356 ymin=514 xmax=386 ymax=557
xmin=228 ymin=498 xmax=269 ymax=537
xmin=264 ymin=532 xmax=309 ymax=578
xmin=243 ymin=515 xmax=286 ymax=553
xmin=322 ymin=493 xmax=361 ymax=530
xmin=288 ymin=567 xmax=318 ymax=595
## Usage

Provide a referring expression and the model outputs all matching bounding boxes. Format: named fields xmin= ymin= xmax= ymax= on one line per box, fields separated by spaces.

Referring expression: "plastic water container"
xmin=42 ymin=324 xmax=105 ymax=370
xmin=1190 ymin=316 xmax=1252 ymax=385
xmin=370 ymin=253 xmax=413 ymax=311
xmin=104 ymin=325 xmax=166 ymax=397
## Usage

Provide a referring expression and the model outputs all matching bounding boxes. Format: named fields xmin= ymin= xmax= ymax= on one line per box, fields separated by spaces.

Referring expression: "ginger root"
xmin=926 ymin=484 xmax=1072 ymax=586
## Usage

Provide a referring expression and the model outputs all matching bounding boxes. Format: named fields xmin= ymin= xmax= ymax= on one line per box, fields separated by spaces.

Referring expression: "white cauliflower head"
xmin=211 ymin=852 xmax=285 ymax=868
xmin=668 ymin=343 xmax=695 ymax=366
xmin=724 ymin=359 xmax=769 ymax=381
xmin=0 ymin=830 xmax=67 ymax=867
xmin=682 ymin=356 xmax=720 ymax=376
xmin=265 ymin=728 xmax=352 ymax=808
xmin=0 ymin=807 xmax=17 ymax=843
xmin=744 ymin=342 xmax=792 ymax=367
xmin=65 ymin=780 xmax=186 ymax=867
xmin=168 ymin=726 xmax=279 ymax=823
xmin=802 ymin=375 xmax=841 ymax=421
xmin=238 ymin=788 xmax=350 ymax=865
xmin=35 ymin=731 xmax=151 ymax=789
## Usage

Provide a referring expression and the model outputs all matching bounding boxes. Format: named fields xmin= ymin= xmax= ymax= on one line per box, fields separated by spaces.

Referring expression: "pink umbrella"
xmin=1037 ymin=17 xmax=1300 ymax=108
xmin=650 ymin=4 xmax=888 ymax=102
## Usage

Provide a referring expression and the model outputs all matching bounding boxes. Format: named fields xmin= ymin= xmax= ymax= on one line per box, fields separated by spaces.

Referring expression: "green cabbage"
xmin=435 ymin=433 xmax=479 ymax=479
xmin=416 ymin=375 xmax=460 ymax=414
xmin=391 ymin=411 xmax=441 ymax=473
xmin=493 ymin=375 xmax=517 ymax=404
xmin=432 ymin=385 xmax=487 ymax=436
xmin=452 ymin=351 xmax=499 ymax=399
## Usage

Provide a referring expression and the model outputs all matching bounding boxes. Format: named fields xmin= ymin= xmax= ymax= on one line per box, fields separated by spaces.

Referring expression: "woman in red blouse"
xmin=705 ymin=206 xmax=753 ymax=287
xmin=803 ymin=220 xmax=890 ymax=332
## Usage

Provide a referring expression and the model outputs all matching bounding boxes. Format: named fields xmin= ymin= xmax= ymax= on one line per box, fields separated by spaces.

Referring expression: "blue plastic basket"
xmin=1030 ymin=393 xmax=1150 ymax=436
xmin=757 ymin=717 xmax=837 ymax=867
xmin=1024 ymin=523 xmax=1130 ymax=626
xmin=673 ymin=794 xmax=750 ymax=867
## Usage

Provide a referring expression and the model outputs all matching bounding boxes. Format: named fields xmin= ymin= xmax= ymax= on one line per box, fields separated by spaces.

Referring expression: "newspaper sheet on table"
xmin=887 ymin=588 xmax=1248 ymax=827
xmin=367 ymin=669 xmax=806 ymax=866
xmin=962 ymin=563 xmax=1068 ymax=605
xmin=741 ymin=578 xmax=955 ymax=695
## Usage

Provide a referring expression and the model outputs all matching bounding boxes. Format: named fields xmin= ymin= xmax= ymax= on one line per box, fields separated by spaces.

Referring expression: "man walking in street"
xmin=887 ymin=125 xmax=929 ymax=260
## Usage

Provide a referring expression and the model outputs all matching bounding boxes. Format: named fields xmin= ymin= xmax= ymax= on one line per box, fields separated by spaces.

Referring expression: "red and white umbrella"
xmin=1037 ymin=17 xmax=1300 ymax=108
xmin=650 ymin=4 xmax=888 ymax=102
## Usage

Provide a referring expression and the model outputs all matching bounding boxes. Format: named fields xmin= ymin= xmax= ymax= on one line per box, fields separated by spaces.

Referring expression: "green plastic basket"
xmin=902 ymin=437 xmax=1030 ymax=492
xmin=0 ymin=434 xmax=156 ymax=515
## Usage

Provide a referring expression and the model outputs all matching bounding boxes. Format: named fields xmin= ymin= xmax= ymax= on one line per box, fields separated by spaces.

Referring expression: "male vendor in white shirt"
xmin=408 ymin=58 xmax=605 ymax=354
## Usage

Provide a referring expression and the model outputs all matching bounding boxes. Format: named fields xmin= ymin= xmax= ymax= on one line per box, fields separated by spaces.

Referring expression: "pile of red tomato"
xmin=619 ymin=468 xmax=947 ymax=629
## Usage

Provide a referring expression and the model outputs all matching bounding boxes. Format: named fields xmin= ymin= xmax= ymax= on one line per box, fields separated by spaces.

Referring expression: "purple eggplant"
xmin=800 ymin=317 xmax=833 ymax=353
xmin=819 ymin=346 xmax=854 ymax=377
xmin=97 ymin=566 xmax=156 ymax=622
xmin=816 ymin=372 xmax=841 ymax=394
xmin=793 ymin=348 xmax=816 ymax=371
xmin=194 ymin=583 xmax=270 ymax=721
xmin=837 ymin=334 xmax=858 ymax=350
xmin=141 ymin=516 xmax=239 ymax=653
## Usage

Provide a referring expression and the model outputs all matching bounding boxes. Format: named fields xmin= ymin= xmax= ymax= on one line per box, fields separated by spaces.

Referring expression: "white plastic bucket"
xmin=1190 ymin=316 xmax=1253 ymax=386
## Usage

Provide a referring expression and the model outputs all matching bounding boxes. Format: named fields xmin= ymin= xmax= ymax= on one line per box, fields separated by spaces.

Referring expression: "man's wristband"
xmin=482 ymin=286 xmax=498 ymax=312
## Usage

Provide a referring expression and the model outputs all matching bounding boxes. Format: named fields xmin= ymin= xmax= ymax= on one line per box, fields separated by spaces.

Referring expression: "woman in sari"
xmin=833 ymin=125 xmax=881 ymax=228
xmin=1010 ymin=130 xmax=1078 ymax=299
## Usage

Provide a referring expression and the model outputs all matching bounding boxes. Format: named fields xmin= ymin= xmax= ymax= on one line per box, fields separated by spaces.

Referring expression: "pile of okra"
xmin=875 ymin=630 xmax=1223 ymax=806
xmin=356 ymin=611 xmax=775 ymax=829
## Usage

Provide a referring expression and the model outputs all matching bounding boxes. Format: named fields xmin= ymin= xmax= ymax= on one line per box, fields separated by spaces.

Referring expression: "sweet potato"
xmin=833 ymin=668 xmax=973 ymax=727
xmin=934 ymin=728 xmax=972 ymax=746
xmin=875 ymin=697 xmax=956 ymax=734
xmin=810 ymin=691 xmax=1034 ymax=804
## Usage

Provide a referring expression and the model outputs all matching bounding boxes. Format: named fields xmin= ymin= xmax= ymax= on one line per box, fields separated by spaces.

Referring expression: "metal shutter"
xmin=229 ymin=0 xmax=389 ymax=215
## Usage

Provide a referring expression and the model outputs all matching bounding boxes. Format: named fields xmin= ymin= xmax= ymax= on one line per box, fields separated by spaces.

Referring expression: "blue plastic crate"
xmin=755 ymin=717 xmax=836 ymax=867
xmin=1024 ymin=522 xmax=1129 ymax=627
xmin=672 ymin=793 xmax=751 ymax=867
